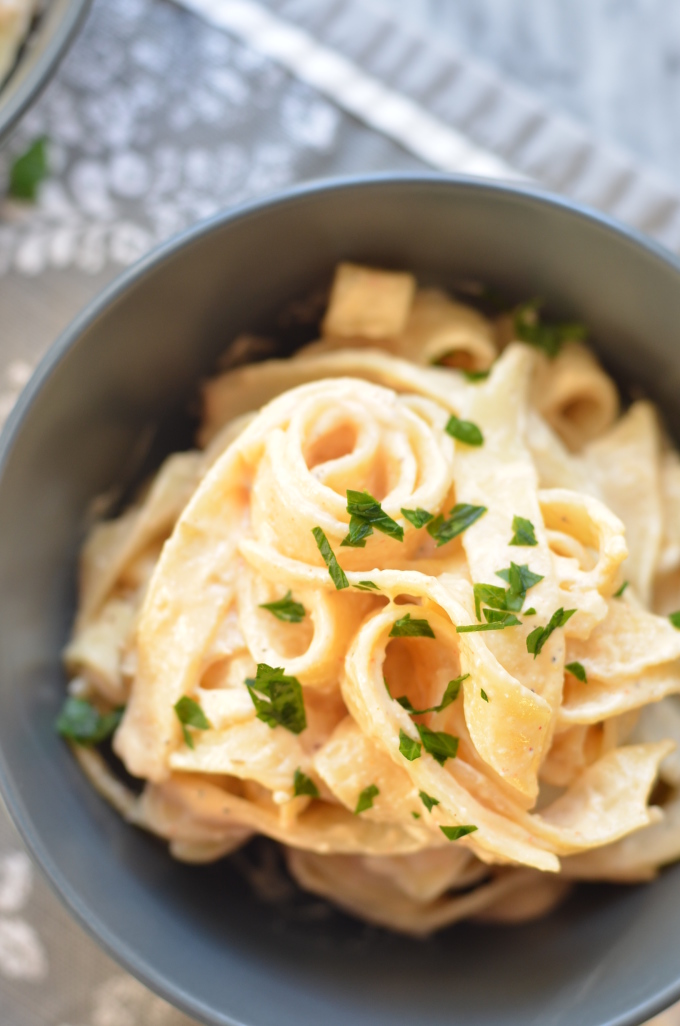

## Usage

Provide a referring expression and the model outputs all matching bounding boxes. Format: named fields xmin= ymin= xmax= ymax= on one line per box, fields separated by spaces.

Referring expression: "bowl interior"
xmin=1 ymin=176 xmax=679 ymax=1026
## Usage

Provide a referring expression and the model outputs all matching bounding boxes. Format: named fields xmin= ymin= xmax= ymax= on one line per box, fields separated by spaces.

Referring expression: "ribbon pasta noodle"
xmin=60 ymin=262 xmax=680 ymax=935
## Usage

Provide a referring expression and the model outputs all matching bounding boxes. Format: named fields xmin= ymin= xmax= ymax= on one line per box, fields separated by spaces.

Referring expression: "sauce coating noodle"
xmin=62 ymin=263 xmax=680 ymax=934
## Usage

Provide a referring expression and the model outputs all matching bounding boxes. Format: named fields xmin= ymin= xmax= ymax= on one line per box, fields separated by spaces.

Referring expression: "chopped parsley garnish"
xmin=473 ymin=583 xmax=508 ymax=620
xmin=509 ymin=515 xmax=538 ymax=546
xmin=480 ymin=688 xmax=489 ymax=702
xmin=401 ymin=507 xmax=434 ymax=529
xmin=457 ymin=618 xmax=521 ymax=633
xmin=526 ymin=608 xmax=576 ymax=658
xmin=341 ymin=489 xmax=404 ymax=547
xmin=312 ymin=527 xmax=349 ymax=590
xmin=355 ymin=784 xmax=379 ymax=814
xmin=55 ymin=697 xmax=124 ymax=746
xmin=411 ymin=811 xmax=421 ymax=819
xmin=565 ymin=661 xmax=587 ymax=683
xmin=427 ymin=503 xmax=487 ymax=547
xmin=483 ymin=610 xmax=522 ymax=626
xmin=419 ymin=790 xmax=440 ymax=812
xmin=496 ymin=562 xmax=544 ymax=610
xmin=614 ymin=580 xmax=629 ymax=598
xmin=445 ymin=415 xmax=484 ymax=447
xmin=246 ymin=664 xmax=307 ymax=734
xmin=524 ymin=607 xmax=537 ymax=616
xmin=259 ymin=590 xmax=306 ymax=623
xmin=513 ymin=298 xmax=586 ymax=359
xmin=416 ymin=724 xmax=459 ymax=765
xmin=462 ymin=369 xmax=490 ymax=382
xmin=354 ymin=580 xmax=381 ymax=592
xmin=389 ymin=613 xmax=435 ymax=639
xmin=399 ymin=729 xmax=422 ymax=761
xmin=394 ymin=674 xmax=469 ymax=716
xmin=174 ymin=695 xmax=212 ymax=749
xmin=670 ymin=611 xmax=680 ymax=630
xmin=9 ymin=137 xmax=48 ymax=201
xmin=293 ymin=768 xmax=319 ymax=798
xmin=440 ymin=824 xmax=478 ymax=841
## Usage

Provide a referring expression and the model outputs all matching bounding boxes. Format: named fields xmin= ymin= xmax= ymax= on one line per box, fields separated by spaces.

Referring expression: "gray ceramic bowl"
xmin=1 ymin=174 xmax=680 ymax=1026
xmin=0 ymin=0 xmax=91 ymax=144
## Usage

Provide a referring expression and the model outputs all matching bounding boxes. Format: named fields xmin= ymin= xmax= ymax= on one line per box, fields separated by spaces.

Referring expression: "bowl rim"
xmin=2 ymin=170 xmax=680 ymax=1026
xmin=0 ymin=0 xmax=92 ymax=145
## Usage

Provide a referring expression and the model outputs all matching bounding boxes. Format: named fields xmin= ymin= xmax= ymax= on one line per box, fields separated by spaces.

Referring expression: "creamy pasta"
xmin=0 ymin=0 xmax=36 ymax=86
xmin=58 ymin=262 xmax=680 ymax=935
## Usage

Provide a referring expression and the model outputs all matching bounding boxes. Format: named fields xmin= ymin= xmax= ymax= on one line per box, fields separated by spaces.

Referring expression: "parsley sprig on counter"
xmin=9 ymin=137 xmax=48 ymax=201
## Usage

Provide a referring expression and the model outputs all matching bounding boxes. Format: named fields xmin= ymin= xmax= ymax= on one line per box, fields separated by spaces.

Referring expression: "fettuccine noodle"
xmin=60 ymin=263 xmax=680 ymax=935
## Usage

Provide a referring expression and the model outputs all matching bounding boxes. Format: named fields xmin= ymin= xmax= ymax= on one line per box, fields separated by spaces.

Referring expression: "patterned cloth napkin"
xmin=0 ymin=1 xmax=679 ymax=1024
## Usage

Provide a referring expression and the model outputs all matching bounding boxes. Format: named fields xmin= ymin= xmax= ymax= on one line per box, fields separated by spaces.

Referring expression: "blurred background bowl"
xmin=1 ymin=174 xmax=680 ymax=1026
xmin=0 ymin=0 xmax=91 ymax=145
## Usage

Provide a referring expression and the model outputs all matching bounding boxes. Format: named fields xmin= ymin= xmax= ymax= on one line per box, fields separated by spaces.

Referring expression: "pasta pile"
xmin=60 ymin=263 xmax=680 ymax=935
xmin=0 ymin=0 xmax=36 ymax=86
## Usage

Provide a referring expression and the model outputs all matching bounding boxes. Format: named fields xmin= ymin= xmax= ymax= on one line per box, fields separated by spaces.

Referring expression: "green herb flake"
xmin=670 ymin=611 xmax=680 ymax=630
xmin=440 ymin=824 xmax=478 ymax=841
xmin=354 ymin=580 xmax=381 ymax=592
xmin=417 ymin=724 xmax=459 ymax=765
xmin=293 ymin=768 xmax=319 ymax=798
xmin=355 ymin=784 xmax=379 ymax=814
xmin=411 ymin=811 xmax=421 ymax=819
xmin=401 ymin=507 xmax=434 ymax=529
xmin=509 ymin=515 xmax=538 ymax=547
xmin=389 ymin=613 xmax=435 ymax=639
xmin=473 ymin=583 xmax=508 ymax=620
xmin=496 ymin=562 xmax=544 ymax=610
xmin=480 ymin=688 xmax=489 ymax=702
xmin=312 ymin=527 xmax=349 ymax=590
xmin=483 ymin=609 xmax=521 ymax=627
xmin=399 ymin=729 xmax=422 ymax=761
xmin=445 ymin=414 xmax=484 ymax=447
xmin=457 ymin=620 xmax=520 ymax=633
xmin=393 ymin=674 xmax=469 ymax=716
xmin=513 ymin=298 xmax=586 ymax=359
xmin=259 ymin=589 xmax=306 ymax=623
xmin=462 ymin=369 xmax=490 ymax=382
xmin=174 ymin=695 xmax=212 ymax=749
xmin=565 ymin=661 xmax=588 ymax=683
xmin=55 ymin=697 xmax=124 ymax=747
xmin=523 ymin=607 xmax=537 ymax=616
xmin=341 ymin=489 xmax=404 ymax=547
xmin=526 ymin=608 xmax=577 ymax=658
xmin=419 ymin=790 xmax=440 ymax=812
xmin=9 ymin=136 xmax=48 ymax=201
xmin=246 ymin=664 xmax=307 ymax=734
xmin=614 ymin=581 xmax=629 ymax=598
xmin=427 ymin=503 xmax=487 ymax=547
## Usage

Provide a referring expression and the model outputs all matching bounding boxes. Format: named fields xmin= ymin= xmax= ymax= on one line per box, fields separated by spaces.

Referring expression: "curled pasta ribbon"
xmin=389 ymin=288 xmax=497 ymax=371
xmin=531 ymin=342 xmax=619 ymax=452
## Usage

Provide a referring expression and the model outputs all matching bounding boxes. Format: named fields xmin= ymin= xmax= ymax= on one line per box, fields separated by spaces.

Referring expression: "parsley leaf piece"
xmin=457 ymin=621 xmax=519 ymax=633
xmin=670 ymin=611 xmax=680 ymax=630
xmin=526 ymin=608 xmax=577 ymax=658
xmin=480 ymin=688 xmax=489 ymax=702
xmin=440 ymin=824 xmax=478 ymax=841
xmin=566 ymin=661 xmax=588 ymax=683
xmin=174 ymin=695 xmax=212 ymax=750
xmin=509 ymin=515 xmax=538 ymax=546
xmin=445 ymin=415 xmax=484 ymax=447
xmin=427 ymin=503 xmax=487 ymax=547
xmin=9 ymin=136 xmax=48 ymax=201
xmin=473 ymin=583 xmax=508 ymax=620
xmin=355 ymin=784 xmax=379 ymax=814
xmin=614 ymin=580 xmax=629 ymax=598
xmin=246 ymin=664 xmax=307 ymax=734
xmin=389 ymin=613 xmax=435 ymax=639
xmin=312 ymin=527 xmax=349 ymax=590
xmin=462 ymin=369 xmax=490 ymax=382
xmin=411 ymin=811 xmax=421 ymax=819
xmin=342 ymin=490 xmax=404 ymax=545
xmin=523 ymin=607 xmax=537 ymax=616
xmin=293 ymin=768 xmax=319 ymax=798
xmin=354 ymin=580 xmax=381 ymax=592
xmin=513 ymin=298 xmax=586 ymax=359
xmin=483 ymin=609 xmax=521 ymax=627
xmin=394 ymin=674 xmax=469 ymax=716
xmin=55 ymin=697 xmax=124 ymax=746
xmin=419 ymin=790 xmax=440 ymax=812
xmin=496 ymin=562 xmax=544 ymax=611
xmin=417 ymin=724 xmax=459 ymax=765
xmin=259 ymin=589 xmax=306 ymax=623
xmin=399 ymin=729 xmax=422 ymax=761
xmin=401 ymin=507 xmax=434 ymax=529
